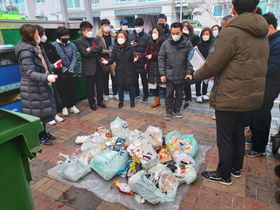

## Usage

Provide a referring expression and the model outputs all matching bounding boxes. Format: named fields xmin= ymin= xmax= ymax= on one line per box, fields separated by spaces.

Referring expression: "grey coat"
xmin=76 ymin=36 xmax=105 ymax=76
xmin=158 ymin=36 xmax=193 ymax=84
xmin=15 ymin=41 xmax=56 ymax=123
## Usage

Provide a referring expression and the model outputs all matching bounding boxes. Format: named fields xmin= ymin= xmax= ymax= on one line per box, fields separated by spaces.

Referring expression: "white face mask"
xmin=213 ymin=30 xmax=219 ymax=37
xmin=117 ymin=38 xmax=125 ymax=45
xmin=172 ymin=34 xmax=181 ymax=42
xmin=122 ymin=25 xmax=128 ymax=31
xmin=36 ymin=35 xmax=41 ymax=44
xmin=152 ymin=33 xmax=159 ymax=40
xmin=202 ymin=35 xmax=210 ymax=41
xmin=135 ymin=27 xmax=143 ymax=34
xmin=40 ymin=35 xmax=47 ymax=43
xmin=183 ymin=30 xmax=189 ymax=34
xmin=85 ymin=31 xmax=93 ymax=38
xmin=103 ymin=26 xmax=110 ymax=33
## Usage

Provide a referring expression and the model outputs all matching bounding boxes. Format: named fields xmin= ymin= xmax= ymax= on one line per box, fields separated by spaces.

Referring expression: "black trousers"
xmin=103 ymin=71 xmax=118 ymax=95
xmin=165 ymin=81 xmax=184 ymax=114
xmin=247 ymin=97 xmax=275 ymax=152
xmin=55 ymin=77 xmax=77 ymax=108
xmin=135 ymin=72 xmax=148 ymax=97
xmin=195 ymin=81 xmax=208 ymax=96
xmin=85 ymin=68 xmax=104 ymax=105
xmin=216 ymin=110 xmax=247 ymax=179
xmin=39 ymin=123 xmax=46 ymax=139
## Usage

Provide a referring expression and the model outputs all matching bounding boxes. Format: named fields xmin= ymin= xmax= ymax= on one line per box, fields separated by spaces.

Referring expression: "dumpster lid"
xmin=0 ymin=44 xmax=15 ymax=53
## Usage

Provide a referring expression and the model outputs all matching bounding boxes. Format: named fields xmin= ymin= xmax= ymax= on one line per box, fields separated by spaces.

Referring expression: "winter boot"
xmin=151 ymin=96 xmax=160 ymax=108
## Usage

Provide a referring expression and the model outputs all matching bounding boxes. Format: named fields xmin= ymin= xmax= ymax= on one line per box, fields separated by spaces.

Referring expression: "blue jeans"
xmin=118 ymin=84 xmax=135 ymax=102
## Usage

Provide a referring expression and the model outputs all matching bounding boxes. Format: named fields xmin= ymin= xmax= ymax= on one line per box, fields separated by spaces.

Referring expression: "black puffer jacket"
xmin=107 ymin=45 xmax=137 ymax=86
xmin=15 ymin=41 xmax=56 ymax=123
xmin=158 ymin=36 xmax=193 ymax=84
xmin=128 ymin=30 xmax=150 ymax=73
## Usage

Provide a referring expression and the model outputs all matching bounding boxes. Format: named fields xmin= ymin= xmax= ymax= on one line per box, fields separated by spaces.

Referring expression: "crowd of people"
xmin=15 ymin=0 xmax=279 ymax=186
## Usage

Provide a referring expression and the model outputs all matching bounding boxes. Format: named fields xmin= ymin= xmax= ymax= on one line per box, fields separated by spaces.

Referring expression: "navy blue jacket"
xmin=265 ymin=30 xmax=280 ymax=99
xmin=128 ymin=30 xmax=150 ymax=73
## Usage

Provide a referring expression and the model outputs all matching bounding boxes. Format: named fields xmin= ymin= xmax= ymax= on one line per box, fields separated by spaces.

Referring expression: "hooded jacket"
xmin=194 ymin=12 xmax=269 ymax=112
xmin=265 ymin=30 xmax=280 ymax=99
xmin=158 ymin=35 xmax=193 ymax=84
xmin=15 ymin=41 xmax=56 ymax=123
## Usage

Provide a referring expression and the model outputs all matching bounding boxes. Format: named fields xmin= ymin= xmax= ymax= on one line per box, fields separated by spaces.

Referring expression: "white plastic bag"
xmin=110 ymin=117 xmax=129 ymax=139
xmin=172 ymin=151 xmax=197 ymax=185
xmin=144 ymin=126 xmax=163 ymax=148
xmin=81 ymin=132 xmax=106 ymax=152
xmin=57 ymin=153 xmax=91 ymax=182
xmin=128 ymin=167 xmax=178 ymax=204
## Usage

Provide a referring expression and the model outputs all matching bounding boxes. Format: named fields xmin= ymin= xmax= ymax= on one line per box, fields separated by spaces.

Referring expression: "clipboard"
xmin=188 ymin=46 xmax=206 ymax=70
xmin=188 ymin=47 xmax=209 ymax=85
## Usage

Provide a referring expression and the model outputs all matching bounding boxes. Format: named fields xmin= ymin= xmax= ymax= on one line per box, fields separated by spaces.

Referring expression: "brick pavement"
xmin=30 ymin=95 xmax=280 ymax=210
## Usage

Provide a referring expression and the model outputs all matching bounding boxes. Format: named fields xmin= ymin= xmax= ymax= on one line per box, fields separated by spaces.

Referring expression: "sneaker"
xmin=70 ymin=105 xmax=80 ymax=114
xmin=201 ymin=171 xmax=232 ymax=185
xmin=62 ymin=107 xmax=68 ymax=116
xmin=165 ymin=114 xmax=172 ymax=121
xmin=135 ymin=95 xmax=141 ymax=99
xmin=231 ymin=170 xmax=241 ymax=178
xmin=104 ymin=95 xmax=109 ymax=102
xmin=40 ymin=136 xmax=53 ymax=146
xmin=55 ymin=114 xmax=64 ymax=122
xmin=202 ymin=95 xmax=209 ymax=100
xmin=196 ymin=96 xmax=202 ymax=103
xmin=212 ymin=115 xmax=216 ymax=120
xmin=113 ymin=94 xmax=119 ymax=100
xmin=173 ymin=112 xmax=183 ymax=118
xmin=45 ymin=132 xmax=56 ymax=140
xmin=245 ymin=149 xmax=266 ymax=157
xmin=47 ymin=120 xmax=56 ymax=125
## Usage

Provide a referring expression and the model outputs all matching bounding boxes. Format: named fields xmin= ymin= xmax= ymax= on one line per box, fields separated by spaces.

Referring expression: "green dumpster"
xmin=0 ymin=109 xmax=43 ymax=210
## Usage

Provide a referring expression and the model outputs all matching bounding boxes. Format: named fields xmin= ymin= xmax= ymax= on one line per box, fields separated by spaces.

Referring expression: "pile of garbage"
xmin=56 ymin=117 xmax=199 ymax=205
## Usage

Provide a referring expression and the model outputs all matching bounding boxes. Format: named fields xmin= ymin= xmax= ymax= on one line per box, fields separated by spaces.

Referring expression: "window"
xmin=114 ymin=0 xmax=133 ymax=3
xmin=91 ymin=0 xmax=100 ymax=4
xmin=213 ymin=3 xmax=232 ymax=17
xmin=0 ymin=0 xmax=5 ymax=11
xmin=36 ymin=0 xmax=45 ymax=3
xmin=66 ymin=0 xmax=81 ymax=8
xmin=13 ymin=0 xmax=26 ymax=13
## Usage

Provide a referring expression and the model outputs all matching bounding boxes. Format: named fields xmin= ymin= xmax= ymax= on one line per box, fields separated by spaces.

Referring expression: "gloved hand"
xmin=47 ymin=75 xmax=58 ymax=83
xmin=62 ymin=67 xmax=74 ymax=76
xmin=54 ymin=59 xmax=62 ymax=68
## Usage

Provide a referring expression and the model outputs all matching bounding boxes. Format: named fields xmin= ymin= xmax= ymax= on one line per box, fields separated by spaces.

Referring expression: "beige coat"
xmin=194 ymin=12 xmax=269 ymax=112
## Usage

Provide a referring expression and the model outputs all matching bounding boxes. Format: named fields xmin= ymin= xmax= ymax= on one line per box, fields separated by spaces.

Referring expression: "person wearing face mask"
xmin=52 ymin=26 xmax=79 ymax=116
xmin=34 ymin=25 xmax=64 ymax=125
xmin=211 ymin=25 xmax=220 ymax=38
xmin=195 ymin=27 xmax=213 ymax=103
xmin=76 ymin=21 xmax=107 ymax=111
xmin=118 ymin=19 xmax=130 ymax=35
xmin=15 ymin=24 xmax=61 ymax=146
xmin=128 ymin=17 xmax=150 ymax=101
xmin=158 ymin=22 xmax=193 ymax=121
xmin=181 ymin=22 xmax=201 ymax=108
xmin=96 ymin=19 xmax=118 ymax=102
xmin=156 ymin=14 xmax=171 ymax=39
xmin=101 ymin=31 xmax=138 ymax=108
xmin=145 ymin=25 xmax=165 ymax=108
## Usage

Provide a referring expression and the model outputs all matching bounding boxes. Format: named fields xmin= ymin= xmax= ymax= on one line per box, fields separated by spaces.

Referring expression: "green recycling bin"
xmin=0 ymin=109 xmax=43 ymax=210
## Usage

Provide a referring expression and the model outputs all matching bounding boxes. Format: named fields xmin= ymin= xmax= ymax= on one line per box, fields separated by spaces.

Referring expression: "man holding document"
xmin=194 ymin=0 xmax=269 ymax=185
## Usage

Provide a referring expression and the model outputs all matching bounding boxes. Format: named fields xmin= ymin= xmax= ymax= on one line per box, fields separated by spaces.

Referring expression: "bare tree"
xmin=190 ymin=0 xmax=232 ymax=24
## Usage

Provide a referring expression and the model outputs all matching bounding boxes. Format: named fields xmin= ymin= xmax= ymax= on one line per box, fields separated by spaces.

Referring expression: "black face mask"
xmin=61 ymin=38 xmax=69 ymax=44
xmin=158 ymin=23 xmax=166 ymax=29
